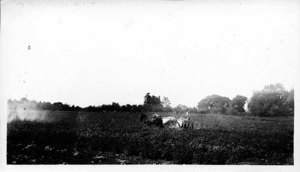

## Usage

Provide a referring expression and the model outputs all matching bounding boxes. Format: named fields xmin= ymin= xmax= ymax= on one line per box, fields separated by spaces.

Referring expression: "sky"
xmin=1 ymin=0 xmax=300 ymax=107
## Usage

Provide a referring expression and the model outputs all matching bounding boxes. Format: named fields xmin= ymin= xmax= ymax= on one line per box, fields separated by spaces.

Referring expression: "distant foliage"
xmin=162 ymin=97 xmax=172 ymax=112
xmin=229 ymin=95 xmax=247 ymax=115
xmin=143 ymin=93 xmax=163 ymax=112
xmin=248 ymin=83 xmax=294 ymax=117
xmin=8 ymin=98 xmax=145 ymax=112
xmin=197 ymin=95 xmax=231 ymax=114
xmin=173 ymin=104 xmax=188 ymax=113
xmin=84 ymin=103 xmax=144 ymax=112
xmin=8 ymin=98 xmax=80 ymax=111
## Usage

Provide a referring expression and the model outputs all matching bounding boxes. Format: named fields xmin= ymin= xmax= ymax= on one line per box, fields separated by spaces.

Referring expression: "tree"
xmin=248 ymin=83 xmax=293 ymax=116
xmin=162 ymin=97 xmax=172 ymax=112
xmin=173 ymin=104 xmax=188 ymax=113
xmin=197 ymin=95 xmax=231 ymax=114
xmin=20 ymin=97 xmax=28 ymax=103
xmin=143 ymin=93 xmax=163 ymax=112
xmin=111 ymin=102 xmax=121 ymax=111
xmin=229 ymin=95 xmax=247 ymax=115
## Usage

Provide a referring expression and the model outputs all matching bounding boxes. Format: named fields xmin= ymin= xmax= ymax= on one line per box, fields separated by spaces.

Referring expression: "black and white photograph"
xmin=0 ymin=0 xmax=299 ymax=170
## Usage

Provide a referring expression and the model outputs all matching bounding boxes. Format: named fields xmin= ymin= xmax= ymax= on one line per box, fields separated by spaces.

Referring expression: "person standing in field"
xmin=181 ymin=111 xmax=194 ymax=130
xmin=185 ymin=111 xmax=191 ymax=120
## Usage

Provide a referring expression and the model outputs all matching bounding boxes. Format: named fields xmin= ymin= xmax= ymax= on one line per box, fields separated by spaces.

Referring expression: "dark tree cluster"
xmin=83 ymin=103 xmax=145 ymax=112
xmin=248 ymin=83 xmax=294 ymax=117
xmin=143 ymin=93 xmax=191 ymax=112
xmin=196 ymin=83 xmax=294 ymax=117
xmin=197 ymin=94 xmax=248 ymax=115
xmin=8 ymin=93 xmax=196 ymax=114
xmin=143 ymin=93 xmax=164 ymax=112
xmin=197 ymin=95 xmax=232 ymax=114
xmin=8 ymin=98 xmax=146 ymax=112
xmin=228 ymin=95 xmax=248 ymax=115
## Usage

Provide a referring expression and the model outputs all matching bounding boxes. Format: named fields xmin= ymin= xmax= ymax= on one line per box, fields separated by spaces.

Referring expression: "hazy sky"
xmin=1 ymin=0 xmax=299 ymax=107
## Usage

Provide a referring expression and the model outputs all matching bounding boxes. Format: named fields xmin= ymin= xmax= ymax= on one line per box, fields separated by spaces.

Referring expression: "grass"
xmin=7 ymin=110 xmax=294 ymax=164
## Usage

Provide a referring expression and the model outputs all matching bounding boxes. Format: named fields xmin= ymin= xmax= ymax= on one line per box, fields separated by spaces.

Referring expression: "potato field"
xmin=7 ymin=110 xmax=293 ymax=164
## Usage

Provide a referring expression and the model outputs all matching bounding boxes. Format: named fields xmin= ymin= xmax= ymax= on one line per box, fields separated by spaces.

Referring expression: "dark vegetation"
xmin=7 ymin=112 xmax=293 ymax=164
xmin=248 ymin=84 xmax=294 ymax=117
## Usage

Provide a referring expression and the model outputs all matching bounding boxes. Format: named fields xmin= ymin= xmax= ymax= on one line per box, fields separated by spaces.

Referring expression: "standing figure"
xmin=181 ymin=111 xmax=194 ymax=130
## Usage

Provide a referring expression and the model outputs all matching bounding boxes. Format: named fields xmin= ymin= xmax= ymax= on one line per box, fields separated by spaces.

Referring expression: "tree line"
xmin=197 ymin=83 xmax=294 ymax=116
xmin=7 ymin=98 xmax=145 ymax=112
xmin=8 ymin=83 xmax=294 ymax=117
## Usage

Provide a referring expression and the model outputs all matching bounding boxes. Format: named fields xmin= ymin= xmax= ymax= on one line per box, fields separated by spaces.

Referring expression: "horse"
xmin=181 ymin=120 xmax=194 ymax=130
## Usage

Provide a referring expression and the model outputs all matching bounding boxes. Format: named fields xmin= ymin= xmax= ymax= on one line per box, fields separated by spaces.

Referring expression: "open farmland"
xmin=7 ymin=110 xmax=294 ymax=164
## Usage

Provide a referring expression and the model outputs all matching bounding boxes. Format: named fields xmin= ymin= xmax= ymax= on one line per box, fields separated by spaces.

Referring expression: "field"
xmin=7 ymin=110 xmax=294 ymax=164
